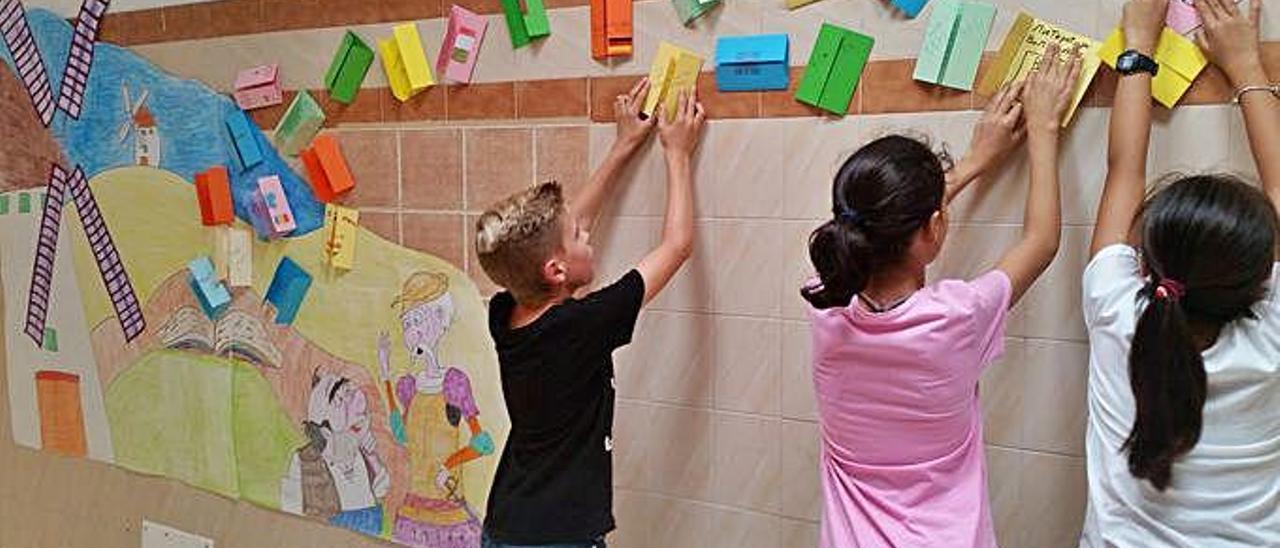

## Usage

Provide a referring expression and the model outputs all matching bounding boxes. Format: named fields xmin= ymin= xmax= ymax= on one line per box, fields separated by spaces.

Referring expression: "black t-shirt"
xmin=483 ymin=270 xmax=645 ymax=544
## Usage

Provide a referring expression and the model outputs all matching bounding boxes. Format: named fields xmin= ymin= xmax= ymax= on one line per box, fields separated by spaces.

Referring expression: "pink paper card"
xmin=437 ymin=5 xmax=487 ymax=84
xmin=233 ymin=63 xmax=283 ymax=110
xmin=257 ymin=175 xmax=296 ymax=236
xmin=1166 ymin=0 xmax=1200 ymax=34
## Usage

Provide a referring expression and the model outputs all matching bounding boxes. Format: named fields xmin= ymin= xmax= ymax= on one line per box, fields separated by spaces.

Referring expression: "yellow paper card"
xmin=1098 ymin=27 xmax=1207 ymax=108
xmin=787 ymin=0 xmax=823 ymax=9
xmin=324 ymin=204 xmax=359 ymax=271
xmin=643 ymin=42 xmax=704 ymax=120
xmin=395 ymin=23 xmax=435 ymax=91
xmin=379 ymin=38 xmax=414 ymax=102
xmin=978 ymin=12 xmax=1102 ymax=126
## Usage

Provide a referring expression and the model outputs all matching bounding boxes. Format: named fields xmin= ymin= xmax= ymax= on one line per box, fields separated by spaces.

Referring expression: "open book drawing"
xmin=156 ymin=306 xmax=283 ymax=368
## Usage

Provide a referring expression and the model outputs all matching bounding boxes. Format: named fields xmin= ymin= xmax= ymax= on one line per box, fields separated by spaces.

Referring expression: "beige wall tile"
xmin=591 ymin=126 xmax=668 ymax=217
xmin=591 ymin=216 xmax=660 ymax=289
xmin=714 ymin=316 xmax=781 ymax=415
xmin=781 ymin=118 xmax=866 ymax=221
xmin=650 ymin=496 xmax=717 ymax=547
xmin=614 ymin=401 xmax=655 ymax=490
xmin=780 ymin=220 xmax=818 ymax=321
xmin=700 ymin=120 xmax=790 ymax=218
xmin=465 ymin=127 xmax=535 ymax=211
xmin=712 ymin=413 xmax=783 ymax=513
xmin=985 ymin=445 xmax=1024 ymax=547
xmin=1011 ymin=451 xmax=1088 ymax=547
xmin=781 ymin=320 xmax=816 ymax=422
xmin=1227 ymin=113 xmax=1262 ymax=181
xmin=710 ymin=506 xmax=783 ymax=548
xmin=709 ymin=220 xmax=784 ymax=316
xmin=1020 ymin=340 xmax=1089 ymax=456
xmin=650 ymin=221 xmax=716 ymax=313
xmin=646 ymin=404 xmax=715 ymax=499
xmin=401 ymin=129 xmax=464 ymax=211
xmin=781 ymin=517 xmax=820 ymax=548
xmin=980 ymin=338 xmax=1028 ymax=449
xmin=617 ymin=311 xmax=715 ymax=406
xmin=1060 ymin=109 xmax=1110 ymax=226
xmin=780 ymin=419 xmax=821 ymax=522
xmin=1150 ymin=106 xmax=1234 ymax=178
xmin=613 ymin=488 xmax=662 ymax=548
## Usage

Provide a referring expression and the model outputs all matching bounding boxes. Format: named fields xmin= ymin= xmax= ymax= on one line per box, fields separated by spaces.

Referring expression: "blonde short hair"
xmin=475 ymin=182 xmax=565 ymax=302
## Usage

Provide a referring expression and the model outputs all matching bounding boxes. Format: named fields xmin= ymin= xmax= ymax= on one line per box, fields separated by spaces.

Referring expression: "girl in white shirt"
xmin=1081 ymin=0 xmax=1280 ymax=546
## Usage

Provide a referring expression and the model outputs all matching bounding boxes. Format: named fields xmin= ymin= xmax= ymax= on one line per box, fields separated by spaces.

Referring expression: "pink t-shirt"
xmin=808 ymin=271 xmax=1012 ymax=548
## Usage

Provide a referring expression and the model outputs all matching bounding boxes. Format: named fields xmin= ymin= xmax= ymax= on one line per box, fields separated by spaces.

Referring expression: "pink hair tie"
xmin=1154 ymin=278 xmax=1186 ymax=302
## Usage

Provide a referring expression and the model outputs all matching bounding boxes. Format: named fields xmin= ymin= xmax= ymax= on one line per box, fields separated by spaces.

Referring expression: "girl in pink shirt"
xmin=802 ymin=47 xmax=1080 ymax=547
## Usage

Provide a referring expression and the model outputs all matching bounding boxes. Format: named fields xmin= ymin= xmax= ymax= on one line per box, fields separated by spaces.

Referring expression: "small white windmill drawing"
xmin=117 ymin=83 xmax=161 ymax=167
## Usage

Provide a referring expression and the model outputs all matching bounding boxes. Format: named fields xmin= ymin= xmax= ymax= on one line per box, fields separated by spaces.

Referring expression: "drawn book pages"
xmin=156 ymin=306 xmax=283 ymax=368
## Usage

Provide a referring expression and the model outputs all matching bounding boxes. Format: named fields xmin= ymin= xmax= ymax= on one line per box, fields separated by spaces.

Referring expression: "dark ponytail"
xmin=1123 ymin=174 xmax=1279 ymax=491
xmin=801 ymin=135 xmax=946 ymax=309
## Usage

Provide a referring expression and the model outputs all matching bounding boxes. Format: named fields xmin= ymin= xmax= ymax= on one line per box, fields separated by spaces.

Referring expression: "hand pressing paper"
xmin=642 ymin=42 xmax=704 ymax=120
xmin=977 ymin=12 xmax=1101 ymax=126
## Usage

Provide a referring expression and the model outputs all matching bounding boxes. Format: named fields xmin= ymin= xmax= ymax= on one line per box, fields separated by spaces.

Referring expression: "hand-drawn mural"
xmin=0 ymin=5 xmax=505 ymax=547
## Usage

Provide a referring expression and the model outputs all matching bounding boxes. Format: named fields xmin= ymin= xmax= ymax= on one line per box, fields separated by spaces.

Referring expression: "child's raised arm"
xmin=1090 ymin=0 xmax=1167 ymax=256
xmin=1197 ymin=0 xmax=1279 ymax=209
xmin=571 ymin=78 xmax=657 ymax=234
xmin=635 ymin=91 xmax=705 ymax=305
xmin=995 ymin=42 xmax=1081 ymax=304
xmin=945 ymin=81 xmax=1027 ymax=205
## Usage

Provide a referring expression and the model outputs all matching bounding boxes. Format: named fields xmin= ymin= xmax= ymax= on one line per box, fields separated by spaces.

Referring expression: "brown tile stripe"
xmin=96 ymin=0 xmax=575 ymax=46
xmin=239 ymin=46 xmax=1279 ymax=129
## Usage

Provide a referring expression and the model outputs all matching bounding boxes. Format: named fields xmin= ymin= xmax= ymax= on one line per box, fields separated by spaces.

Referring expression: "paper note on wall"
xmin=913 ymin=0 xmax=996 ymax=91
xmin=977 ymin=12 xmax=1101 ymax=125
xmin=1098 ymin=27 xmax=1208 ymax=108
xmin=324 ymin=204 xmax=359 ymax=271
xmin=642 ymin=42 xmax=704 ymax=120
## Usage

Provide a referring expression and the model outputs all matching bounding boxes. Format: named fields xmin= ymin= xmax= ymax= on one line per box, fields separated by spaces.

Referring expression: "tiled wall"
xmin=3 ymin=0 xmax=1276 ymax=546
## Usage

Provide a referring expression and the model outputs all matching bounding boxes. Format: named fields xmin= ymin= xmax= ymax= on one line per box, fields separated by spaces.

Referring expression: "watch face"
xmin=1117 ymin=54 xmax=1135 ymax=72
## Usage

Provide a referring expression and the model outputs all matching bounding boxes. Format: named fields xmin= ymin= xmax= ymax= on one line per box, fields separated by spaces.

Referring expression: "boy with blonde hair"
xmin=475 ymin=79 xmax=705 ymax=547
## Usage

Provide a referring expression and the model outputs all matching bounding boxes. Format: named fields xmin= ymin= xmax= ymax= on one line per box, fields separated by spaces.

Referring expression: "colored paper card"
xmin=225 ymin=109 xmax=262 ymax=170
xmin=502 ymin=0 xmax=551 ymax=48
xmin=195 ymin=166 xmax=234 ymax=226
xmin=324 ymin=204 xmax=359 ymax=270
xmin=232 ymin=64 xmax=282 ymax=110
xmin=1166 ymin=0 xmax=1200 ymax=34
xmin=438 ymin=6 xmax=488 ymax=84
xmin=273 ymin=90 xmax=326 ymax=157
xmin=787 ymin=0 xmax=824 ymax=10
xmin=715 ymin=34 xmax=790 ymax=92
xmin=976 ymin=12 xmax=1101 ymax=126
xmin=265 ymin=256 xmax=312 ymax=325
xmin=257 ymin=175 xmax=296 ymax=237
xmin=892 ymin=0 xmax=929 ymax=18
xmin=188 ymin=256 xmax=231 ymax=319
xmin=796 ymin=23 xmax=874 ymax=116
xmin=672 ymin=0 xmax=719 ymax=26
xmin=913 ymin=0 xmax=996 ymax=91
xmin=300 ymin=134 xmax=356 ymax=203
xmin=324 ymin=31 xmax=374 ymax=104
xmin=379 ymin=23 xmax=435 ymax=102
xmin=1098 ymin=28 xmax=1208 ymax=109
xmin=591 ymin=0 xmax=633 ymax=58
xmin=642 ymin=42 xmax=705 ymax=120
xmin=226 ymin=227 xmax=252 ymax=287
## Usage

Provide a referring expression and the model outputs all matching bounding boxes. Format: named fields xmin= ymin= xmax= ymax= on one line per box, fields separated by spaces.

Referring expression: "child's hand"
xmin=1196 ymin=0 xmax=1267 ymax=85
xmin=657 ymin=91 xmax=707 ymax=160
xmin=1022 ymin=42 xmax=1083 ymax=133
xmin=965 ymin=81 xmax=1027 ymax=176
xmin=615 ymin=77 xmax=657 ymax=150
xmin=1122 ymin=0 xmax=1170 ymax=53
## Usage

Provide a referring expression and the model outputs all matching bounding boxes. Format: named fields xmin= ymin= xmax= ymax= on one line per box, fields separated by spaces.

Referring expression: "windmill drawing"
xmin=118 ymin=84 xmax=161 ymax=167
xmin=1 ymin=0 xmax=146 ymax=345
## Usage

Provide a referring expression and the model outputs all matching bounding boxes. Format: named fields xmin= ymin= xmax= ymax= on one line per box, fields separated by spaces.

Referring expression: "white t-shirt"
xmin=1080 ymin=244 xmax=1280 ymax=547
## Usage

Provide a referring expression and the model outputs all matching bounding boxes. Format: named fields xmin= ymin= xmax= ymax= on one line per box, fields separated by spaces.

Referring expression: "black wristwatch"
xmin=1116 ymin=49 xmax=1159 ymax=77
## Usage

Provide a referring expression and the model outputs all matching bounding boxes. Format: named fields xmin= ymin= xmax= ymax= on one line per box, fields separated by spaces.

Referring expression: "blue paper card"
xmin=715 ymin=34 xmax=790 ymax=92
xmin=265 ymin=256 xmax=312 ymax=325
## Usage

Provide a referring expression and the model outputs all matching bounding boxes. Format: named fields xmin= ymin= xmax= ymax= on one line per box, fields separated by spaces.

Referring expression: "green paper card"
xmin=323 ymin=31 xmax=374 ymax=104
xmin=673 ymin=0 xmax=719 ymax=25
xmin=796 ymin=23 xmax=874 ymax=115
xmin=274 ymin=91 xmax=326 ymax=157
xmin=501 ymin=0 xmax=550 ymax=48
xmin=913 ymin=0 xmax=995 ymax=90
